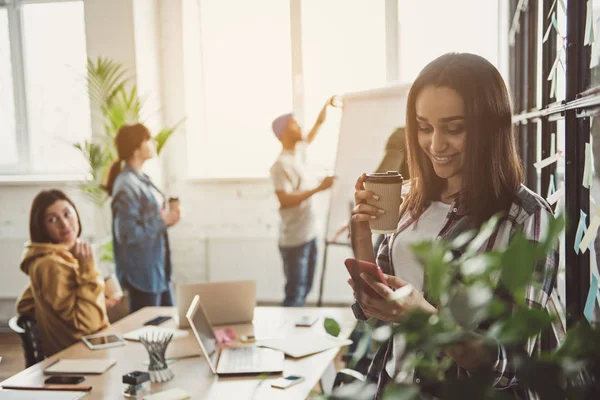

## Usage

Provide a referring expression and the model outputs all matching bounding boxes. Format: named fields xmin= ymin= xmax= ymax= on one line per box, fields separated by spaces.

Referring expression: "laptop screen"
xmin=187 ymin=296 xmax=219 ymax=369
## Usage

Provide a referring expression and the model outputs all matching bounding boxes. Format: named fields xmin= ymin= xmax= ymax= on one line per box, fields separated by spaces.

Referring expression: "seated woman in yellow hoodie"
xmin=16 ymin=190 xmax=109 ymax=356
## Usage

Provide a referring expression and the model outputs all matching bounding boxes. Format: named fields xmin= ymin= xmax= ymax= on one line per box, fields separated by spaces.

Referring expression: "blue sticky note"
xmin=574 ymin=210 xmax=588 ymax=254
xmin=584 ymin=275 xmax=599 ymax=323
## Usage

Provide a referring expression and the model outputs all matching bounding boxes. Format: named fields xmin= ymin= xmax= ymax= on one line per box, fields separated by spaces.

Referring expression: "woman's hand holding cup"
xmin=351 ymin=173 xmax=384 ymax=239
xmin=354 ymin=171 xmax=403 ymax=235
xmin=161 ymin=207 xmax=181 ymax=227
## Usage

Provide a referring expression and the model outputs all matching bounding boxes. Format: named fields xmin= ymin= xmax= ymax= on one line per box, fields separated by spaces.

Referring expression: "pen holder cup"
xmin=140 ymin=332 xmax=175 ymax=383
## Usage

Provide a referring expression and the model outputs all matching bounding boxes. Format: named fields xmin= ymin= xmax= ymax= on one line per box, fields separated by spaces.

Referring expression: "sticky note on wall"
xmin=584 ymin=274 xmax=599 ymax=323
xmin=579 ymin=207 xmax=600 ymax=253
xmin=583 ymin=142 xmax=593 ymax=189
xmin=574 ymin=210 xmax=588 ymax=254
xmin=534 ymin=151 xmax=562 ymax=170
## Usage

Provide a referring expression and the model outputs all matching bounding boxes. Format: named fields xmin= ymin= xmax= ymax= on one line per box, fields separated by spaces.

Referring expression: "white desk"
xmin=1 ymin=306 xmax=356 ymax=399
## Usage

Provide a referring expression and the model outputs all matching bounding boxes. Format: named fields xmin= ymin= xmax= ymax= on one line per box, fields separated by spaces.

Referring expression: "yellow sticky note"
xmin=580 ymin=207 xmax=600 ymax=253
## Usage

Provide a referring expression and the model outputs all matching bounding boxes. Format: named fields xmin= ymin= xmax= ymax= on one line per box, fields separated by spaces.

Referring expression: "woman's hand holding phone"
xmin=344 ymin=258 xmax=387 ymax=297
xmin=348 ymin=269 xmax=437 ymax=323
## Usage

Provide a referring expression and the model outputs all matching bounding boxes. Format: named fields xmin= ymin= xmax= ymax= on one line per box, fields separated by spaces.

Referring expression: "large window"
xmin=0 ymin=8 xmax=17 ymax=166
xmin=185 ymin=0 xmax=501 ymax=179
xmin=301 ymin=0 xmax=388 ymax=174
xmin=185 ymin=0 xmax=391 ymax=179
xmin=0 ymin=0 xmax=91 ymax=176
xmin=185 ymin=0 xmax=293 ymax=179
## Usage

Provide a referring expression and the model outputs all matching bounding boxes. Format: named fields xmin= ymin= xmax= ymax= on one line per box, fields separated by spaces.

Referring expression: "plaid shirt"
xmin=352 ymin=184 xmax=560 ymax=399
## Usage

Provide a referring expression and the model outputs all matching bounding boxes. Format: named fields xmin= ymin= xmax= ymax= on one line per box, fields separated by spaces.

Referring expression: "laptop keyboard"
xmin=219 ymin=347 xmax=262 ymax=371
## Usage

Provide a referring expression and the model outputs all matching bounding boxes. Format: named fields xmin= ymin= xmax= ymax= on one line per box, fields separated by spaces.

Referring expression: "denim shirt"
xmin=111 ymin=164 xmax=171 ymax=294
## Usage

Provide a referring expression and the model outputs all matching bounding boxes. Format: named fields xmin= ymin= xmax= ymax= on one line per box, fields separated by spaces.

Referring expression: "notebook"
xmin=123 ymin=326 xmax=189 ymax=341
xmin=44 ymin=358 xmax=116 ymax=375
xmin=257 ymin=332 xmax=352 ymax=358
xmin=0 ymin=390 xmax=87 ymax=399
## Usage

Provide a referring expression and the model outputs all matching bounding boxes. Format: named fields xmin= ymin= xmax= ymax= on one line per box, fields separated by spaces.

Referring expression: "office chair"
xmin=8 ymin=315 xmax=45 ymax=368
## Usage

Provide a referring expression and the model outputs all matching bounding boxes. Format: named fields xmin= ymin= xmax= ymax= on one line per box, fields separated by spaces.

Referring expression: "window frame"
xmin=186 ymin=0 xmax=401 ymax=180
xmin=0 ymin=0 xmax=85 ymax=176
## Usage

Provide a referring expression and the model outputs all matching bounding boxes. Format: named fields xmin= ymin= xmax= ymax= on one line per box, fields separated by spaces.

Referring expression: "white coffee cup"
xmin=104 ymin=273 xmax=124 ymax=299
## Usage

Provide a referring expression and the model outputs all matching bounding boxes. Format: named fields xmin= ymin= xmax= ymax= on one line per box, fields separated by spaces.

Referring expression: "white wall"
xmin=0 ymin=0 xmax=353 ymax=322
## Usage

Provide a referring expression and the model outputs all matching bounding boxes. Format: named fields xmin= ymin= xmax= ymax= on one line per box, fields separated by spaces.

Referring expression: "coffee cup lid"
xmin=365 ymin=171 xmax=403 ymax=183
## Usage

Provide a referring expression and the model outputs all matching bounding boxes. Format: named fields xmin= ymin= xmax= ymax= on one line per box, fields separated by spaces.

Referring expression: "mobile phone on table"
xmin=295 ymin=315 xmax=318 ymax=327
xmin=144 ymin=315 xmax=172 ymax=326
xmin=270 ymin=375 xmax=304 ymax=389
xmin=344 ymin=258 xmax=388 ymax=297
xmin=44 ymin=375 xmax=85 ymax=385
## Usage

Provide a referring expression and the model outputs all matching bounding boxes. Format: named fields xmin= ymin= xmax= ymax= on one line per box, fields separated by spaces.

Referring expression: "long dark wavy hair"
xmin=402 ymin=53 xmax=524 ymax=227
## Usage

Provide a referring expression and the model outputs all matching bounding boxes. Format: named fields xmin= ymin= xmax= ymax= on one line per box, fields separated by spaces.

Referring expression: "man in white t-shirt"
xmin=269 ymin=103 xmax=335 ymax=306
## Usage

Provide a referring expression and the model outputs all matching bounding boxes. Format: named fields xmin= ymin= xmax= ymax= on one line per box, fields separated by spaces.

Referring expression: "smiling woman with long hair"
xmin=16 ymin=190 xmax=109 ymax=356
xmin=349 ymin=53 xmax=558 ymax=398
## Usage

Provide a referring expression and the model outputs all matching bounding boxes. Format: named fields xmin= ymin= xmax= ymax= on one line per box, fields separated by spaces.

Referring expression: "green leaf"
xmin=448 ymin=282 xmax=493 ymax=330
xmin=349 ymin=329 xmax=372 ymax=369
xmin=372 ymin=324 xmax=392 ymax=343
xmin=99 ymin=238 xmax=114 ymax=263
xmin=154 ymin=118 xmax=185 ymax=154
xmin=465 ymin=213 xmax=501 ymax=254
xmin=411 ymin=241 xmax=451 ymax=304
xmin=460 ymin=252 xmax=501 ymax=278
xmin=381 ymin=383 xmax=420 ymax=400
xmin=87 ymin=57 xmax=130 ymax=111
xmin=324 ymin=317 xmax=341 ymax=337
xmin=540 ymin=214 xmax=565 ymax=254
xmin=499 ymin=232 xmax=537 ymax=296
xmin=488 ymin=307 xmax=552 ymax=345
xmin=329 ymin=381 xmax=377 ymax=400
xmin=450 ymin=229 xmax=476 ymax=249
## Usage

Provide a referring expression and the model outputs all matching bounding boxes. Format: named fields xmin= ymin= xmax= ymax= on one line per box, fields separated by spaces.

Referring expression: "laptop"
xmin=186 ymin=295 xmax=284 ymax=376
xmin=176 ymin=280 xmax=256 ymax=328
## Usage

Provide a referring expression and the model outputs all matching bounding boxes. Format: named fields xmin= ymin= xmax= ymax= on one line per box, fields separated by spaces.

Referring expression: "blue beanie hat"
xmin=272 ymin=113 xmax=294 ymax=139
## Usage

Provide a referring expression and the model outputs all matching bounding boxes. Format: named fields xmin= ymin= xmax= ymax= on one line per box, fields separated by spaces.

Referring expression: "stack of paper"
xmin=257 ymin=332 xmax=352 ymax=358
xmin=0 ymin=391 xmax=87 ymax=400
xmin=123 ymin=326 xmax=189 ymax=341
xmin=44 ymin=359 xmax=116 ymax=375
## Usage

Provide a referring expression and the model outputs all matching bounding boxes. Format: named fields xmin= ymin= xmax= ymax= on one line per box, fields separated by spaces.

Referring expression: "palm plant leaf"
xmin=78 ymin=56 xmax=181 ymax=209
xmin=103 ymin=85 xmax=143 ymax=137
xmin=86 ymin=57 xmax=130 ymax=109
xmin=154 ymin=118 xmax=186 ymax=154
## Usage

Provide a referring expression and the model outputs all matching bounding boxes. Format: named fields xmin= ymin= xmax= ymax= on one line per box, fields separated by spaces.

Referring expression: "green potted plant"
xmin=74 ymin=57 xmax=182 ymax=264
xmin=324 ymin=215 xmax=600 ymax=399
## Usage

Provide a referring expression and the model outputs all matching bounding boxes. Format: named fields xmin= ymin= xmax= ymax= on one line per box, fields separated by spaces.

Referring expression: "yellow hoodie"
xmin=16 ymin=242 xmax=109 ymax=356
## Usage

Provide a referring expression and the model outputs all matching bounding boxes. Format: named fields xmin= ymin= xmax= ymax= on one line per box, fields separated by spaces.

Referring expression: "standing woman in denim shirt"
xmin=105 ymin=124 xmax=181 ymax=313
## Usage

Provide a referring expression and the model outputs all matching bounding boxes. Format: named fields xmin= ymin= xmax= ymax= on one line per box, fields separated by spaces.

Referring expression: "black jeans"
xmin=126 ymin=283 xmax=174 ymax=314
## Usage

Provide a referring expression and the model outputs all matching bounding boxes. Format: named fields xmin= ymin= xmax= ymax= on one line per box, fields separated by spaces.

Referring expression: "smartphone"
xmin=143 ymin=315 xmax=172 ymax=326
xmin=295 ymin=315 xmax=318 ymax=327
xmin=344 ymin=258 xmax=388 ymax=297
xmin=270 ymin=375 xmax=304 ymax=389
xmin=44 ymin=375 xmax=85 ymax=385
